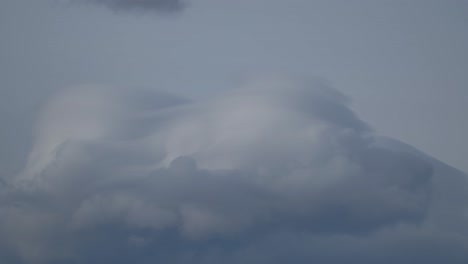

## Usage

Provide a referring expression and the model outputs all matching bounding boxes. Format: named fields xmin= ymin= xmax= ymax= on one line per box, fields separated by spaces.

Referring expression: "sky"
xmin=1 ymin=0 xmax=468 ymax=173
xmin=1 ymin=0 xmax=468 ymax=263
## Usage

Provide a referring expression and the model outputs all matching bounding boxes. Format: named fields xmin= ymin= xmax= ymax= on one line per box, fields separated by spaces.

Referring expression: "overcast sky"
xmin=1 ymin=1 xmax=468 ymax=263
xmin=1 ymin=0 xmax=468 ymax=173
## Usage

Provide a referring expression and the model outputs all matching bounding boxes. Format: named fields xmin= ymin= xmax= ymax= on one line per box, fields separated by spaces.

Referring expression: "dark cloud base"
xmin=1 ymin=78 xmax=468 ymax=263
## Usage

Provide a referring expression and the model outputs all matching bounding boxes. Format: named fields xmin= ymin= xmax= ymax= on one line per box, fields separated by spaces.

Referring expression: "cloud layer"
xmin=1 ymin=77 xmax=468 ymax=263
xmin=77 ymin=0 xmax=186 ymax=13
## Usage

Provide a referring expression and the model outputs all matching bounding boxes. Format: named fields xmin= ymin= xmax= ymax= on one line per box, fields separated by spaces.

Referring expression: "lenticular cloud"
xmin=1 ymin=77 xmax=468 ymax=263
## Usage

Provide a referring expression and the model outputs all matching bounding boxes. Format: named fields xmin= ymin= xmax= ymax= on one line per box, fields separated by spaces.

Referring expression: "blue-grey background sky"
xmin=1 ymin=0 xmax=467 ymax=172
xmin=2 ymin=1 xmax=468 ymax=263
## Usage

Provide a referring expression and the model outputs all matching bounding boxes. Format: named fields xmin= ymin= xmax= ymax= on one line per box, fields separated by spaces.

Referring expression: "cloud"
xmin=76 ymin=0 xmax=186 ymax=13
xmin=1 ymin=76 xmax=468 ymax=263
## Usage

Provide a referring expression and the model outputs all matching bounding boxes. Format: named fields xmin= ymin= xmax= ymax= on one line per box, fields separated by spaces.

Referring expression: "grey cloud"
xmin=78 ymin=0 xmax=186 ymax=13
xmin=1 ymin=77 xmax=468 ymax=263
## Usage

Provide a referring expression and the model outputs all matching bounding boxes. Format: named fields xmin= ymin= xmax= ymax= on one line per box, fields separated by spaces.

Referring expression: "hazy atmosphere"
xmin=1 ymin=0 xmax=468 ymax=263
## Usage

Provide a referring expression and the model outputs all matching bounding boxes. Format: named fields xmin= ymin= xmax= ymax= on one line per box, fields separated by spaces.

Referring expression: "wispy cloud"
xmin=75 ymin=0 xmax=186 ymax=13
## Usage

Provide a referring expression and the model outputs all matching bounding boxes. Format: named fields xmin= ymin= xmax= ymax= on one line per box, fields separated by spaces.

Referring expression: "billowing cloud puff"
xmin=76 ymin=0 xmax=186 ymax=13
xmin=1 ymin=77 xmax=468 ymax=263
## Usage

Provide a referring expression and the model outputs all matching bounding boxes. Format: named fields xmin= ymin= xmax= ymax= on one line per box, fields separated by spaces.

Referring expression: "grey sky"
xmin=1 ymin=0 xmax=467 ymax=173
xmin=1 ymin=1 xmax=468 ymax=262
